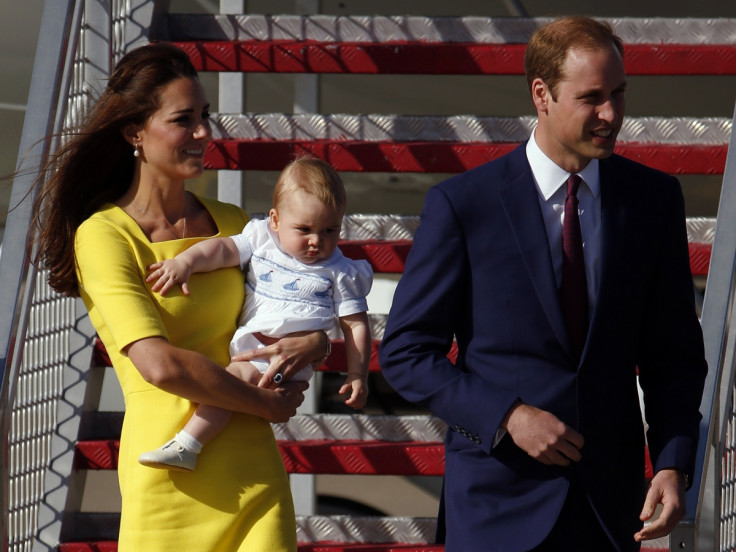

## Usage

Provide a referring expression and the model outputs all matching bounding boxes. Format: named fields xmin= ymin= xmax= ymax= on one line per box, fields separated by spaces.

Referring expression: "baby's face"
xmin=269 ymin=190 xmax=343 ymax=264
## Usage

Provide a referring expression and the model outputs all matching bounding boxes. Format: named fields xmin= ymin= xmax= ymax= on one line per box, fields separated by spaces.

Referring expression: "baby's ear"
xmin=268 ymin=208 xmax=279 ymax=231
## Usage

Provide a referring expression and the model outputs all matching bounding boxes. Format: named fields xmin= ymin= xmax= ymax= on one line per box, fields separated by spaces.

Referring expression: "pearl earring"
xmin=133 ymin=144 xmax=141 ymax=158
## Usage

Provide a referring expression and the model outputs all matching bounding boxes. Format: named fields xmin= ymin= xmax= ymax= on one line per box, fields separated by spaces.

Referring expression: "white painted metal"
xmin=217 ymin=0 xmax=245 ymax=207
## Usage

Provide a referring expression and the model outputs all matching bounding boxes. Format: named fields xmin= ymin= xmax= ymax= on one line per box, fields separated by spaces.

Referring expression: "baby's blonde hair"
xmin=273 ymin=156 xmax=346 ymax=214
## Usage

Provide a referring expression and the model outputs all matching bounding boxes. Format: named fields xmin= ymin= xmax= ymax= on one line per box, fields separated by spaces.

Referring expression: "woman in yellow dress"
xmin=30 ymin=42 xmax=325 ymax=551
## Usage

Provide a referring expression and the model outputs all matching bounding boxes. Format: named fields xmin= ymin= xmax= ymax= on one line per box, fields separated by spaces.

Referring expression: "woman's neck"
xmin=118 ymin=180 xmax=190 ymax=241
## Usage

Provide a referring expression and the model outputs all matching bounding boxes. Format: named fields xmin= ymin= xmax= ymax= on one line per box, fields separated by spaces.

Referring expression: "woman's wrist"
xmin=314 ymin=331 xmax=331 ymax=364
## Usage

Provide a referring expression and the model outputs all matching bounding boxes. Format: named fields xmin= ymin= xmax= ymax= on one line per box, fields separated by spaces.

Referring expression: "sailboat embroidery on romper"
xmin=283 ymin=279 xmax=300 ymax=291
xmin=314 ymin=287 xmax=331 ymax=298
xmin=248 ymin=255 xmax=334 ymax=309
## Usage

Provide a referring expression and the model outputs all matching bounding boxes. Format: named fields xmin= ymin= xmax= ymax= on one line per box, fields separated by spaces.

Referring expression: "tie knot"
xmin=567 ymin=174 xmax=582 ymax=198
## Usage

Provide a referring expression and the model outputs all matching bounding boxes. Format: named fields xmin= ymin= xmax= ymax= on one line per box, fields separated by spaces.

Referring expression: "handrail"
xmin=0 ymin=0 xmax=80 ymax=546
xmin=678 ymin=100 xmax=736 ymax=551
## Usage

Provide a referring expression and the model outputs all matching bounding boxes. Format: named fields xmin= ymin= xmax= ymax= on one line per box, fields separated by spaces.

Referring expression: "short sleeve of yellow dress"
xmin=75 ymin=194 xmax=297 ymax=552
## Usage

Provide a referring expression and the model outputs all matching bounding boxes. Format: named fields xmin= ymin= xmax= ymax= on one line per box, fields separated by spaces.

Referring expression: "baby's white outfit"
xmin=229 ymin=218 xmax=373 ymax=380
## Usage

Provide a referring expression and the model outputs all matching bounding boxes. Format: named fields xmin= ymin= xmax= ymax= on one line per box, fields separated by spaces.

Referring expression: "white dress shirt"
xmin=494 ymin=135 xmax=604 ymax=447
xmin=525 ymin=130 xmax=602 ymax=319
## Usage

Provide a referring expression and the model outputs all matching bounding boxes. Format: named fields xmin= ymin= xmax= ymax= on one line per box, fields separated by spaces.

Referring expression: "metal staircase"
xmin=2 ymin=2 xmax=736 ymax=551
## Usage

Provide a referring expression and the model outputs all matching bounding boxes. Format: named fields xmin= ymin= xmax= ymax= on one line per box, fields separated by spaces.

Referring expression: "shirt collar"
xmin=526 ymin=128 xmax=601 ymax=201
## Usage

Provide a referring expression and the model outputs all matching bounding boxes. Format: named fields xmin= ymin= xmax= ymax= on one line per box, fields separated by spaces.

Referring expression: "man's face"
xmin=532 ymin=44 xmax=626 ymax=173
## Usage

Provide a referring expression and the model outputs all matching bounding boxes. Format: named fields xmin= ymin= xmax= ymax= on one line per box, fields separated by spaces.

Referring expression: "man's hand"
xmin=634 ymin=469 xmax=686 ymax=542
xmin=502 ymin=403 xmax=584 ymax=466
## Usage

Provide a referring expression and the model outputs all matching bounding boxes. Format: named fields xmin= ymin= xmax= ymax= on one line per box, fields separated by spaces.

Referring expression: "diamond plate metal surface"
xmin=211 ymin=114 xmax=731 ymax=145
xmin=273 ymin=414 xmax=447 ymax=442
xmin=687 ymin=217 xmax=716 ymax=245
xmin=341 ymin=214 xmax=419 ymax=240
xmin=296 ymin=515 xmax=437 ymax=544
xmin=168 ymin=15 xmax=736 ymax=45
xmin=367 ymin=314 xmax=386 ymax=340
xmin=249 ymin=214 xmax=419 ymax=241
xmin=340 ymin=214 xmax=711 ymax=244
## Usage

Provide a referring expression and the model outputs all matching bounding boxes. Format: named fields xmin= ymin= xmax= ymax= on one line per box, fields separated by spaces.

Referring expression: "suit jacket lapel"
xmin=499 ymin=152 xmax=570 ymax=354
xmin=586 ymin=157 xmax=627 ymax=356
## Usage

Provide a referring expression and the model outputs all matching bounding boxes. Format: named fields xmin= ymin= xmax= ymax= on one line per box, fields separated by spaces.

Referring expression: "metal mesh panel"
xmin=4 ymin=4 xmax=89 ymax=546
xmin=723 ymin=390 xmax=736 ymax=552
xmin=7 ymin=274 xmax=74 ymax=551
xmin=3 ymin=0 xmax=136 ymax=548
xmin=112 ymin=0 xmax=129 ymax=62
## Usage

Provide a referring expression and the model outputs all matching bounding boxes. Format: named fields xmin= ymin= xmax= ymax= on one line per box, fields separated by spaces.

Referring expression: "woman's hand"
xmin=262 ymin=380 xmax=310 ymax=423
xmin=232 ymin=330 xmax=329 ymax=387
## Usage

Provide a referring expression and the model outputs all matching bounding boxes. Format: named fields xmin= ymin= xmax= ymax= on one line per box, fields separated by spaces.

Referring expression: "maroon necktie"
xmin=560 ymin=174 xmax=588 ymax=360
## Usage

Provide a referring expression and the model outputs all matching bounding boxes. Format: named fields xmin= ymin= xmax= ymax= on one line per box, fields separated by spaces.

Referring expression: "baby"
xmin=138 ymin=156 xmax=373 ymax=471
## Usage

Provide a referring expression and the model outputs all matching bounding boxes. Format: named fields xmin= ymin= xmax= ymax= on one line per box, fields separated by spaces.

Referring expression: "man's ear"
xmin=269 ymin=208 xmax=279 ymax=231
xmin=531 ymin=78 xmax=551 ymax=114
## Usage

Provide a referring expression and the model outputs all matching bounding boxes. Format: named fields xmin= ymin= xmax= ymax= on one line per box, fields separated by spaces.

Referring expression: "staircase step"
xmin=74 ymin=439 xmax=445 ymax=475
xmin=204 ymin=139 xmax=726 ymax=176
xmin=174 ymin=40 xmax=736 ymax=76
xmin=94 ymin=337 xmax=453 ymax=374
xmin=205 ymin=113 xmax=729 ymax=177
xmin=164 ymin=14 xmax=736 ymax=50
xmin=73 ymin=436 xmax=653 ymax=479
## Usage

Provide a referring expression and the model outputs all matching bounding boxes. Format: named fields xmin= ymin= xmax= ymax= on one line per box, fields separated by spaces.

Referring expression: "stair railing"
xmin=689 ymin=99 xmax=736 ymax=552
xmin=0 ymin=1 xmax=163 ymax=549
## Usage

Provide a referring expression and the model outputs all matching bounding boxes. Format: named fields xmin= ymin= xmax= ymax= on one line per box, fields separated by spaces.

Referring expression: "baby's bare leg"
xmin=181 ymin=361 xmax=262 ymax=445
xmin=227 ymin=361 xmax=263 ymax=385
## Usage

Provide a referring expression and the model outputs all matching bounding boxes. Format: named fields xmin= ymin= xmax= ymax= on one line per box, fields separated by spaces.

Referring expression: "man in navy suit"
xmin=379 ymin=16 xmax=707 ymax=551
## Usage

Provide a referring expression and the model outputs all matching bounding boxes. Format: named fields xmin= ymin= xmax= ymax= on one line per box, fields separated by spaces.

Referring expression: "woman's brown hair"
xmin=30 ymin=42 xmax=199 ymax=296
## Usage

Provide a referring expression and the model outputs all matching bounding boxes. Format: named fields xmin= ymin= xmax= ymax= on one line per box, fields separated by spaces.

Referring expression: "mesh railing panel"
xmin=3 ymin=0 xmax=143 ymax=548
xmin=7 ymin=274 xmax=74 ymax=551
xmin=723 ymin=389 xmax=736 ymax=552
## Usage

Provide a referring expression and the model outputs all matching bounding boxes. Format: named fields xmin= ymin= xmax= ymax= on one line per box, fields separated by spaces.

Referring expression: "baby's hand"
xmin=146 ymin=259 xmax=192 ymax=296
xmin=340 ymin=373 xmax=368 ymax=409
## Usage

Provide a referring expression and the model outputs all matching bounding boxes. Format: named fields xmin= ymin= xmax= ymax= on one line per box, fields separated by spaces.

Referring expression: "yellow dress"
xmin=75 ymin=194 xmax=297 ymax=552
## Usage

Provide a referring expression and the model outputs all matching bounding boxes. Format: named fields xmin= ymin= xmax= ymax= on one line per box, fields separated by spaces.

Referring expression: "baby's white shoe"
xmin=138 ymin=439 xmax=197 ymax=472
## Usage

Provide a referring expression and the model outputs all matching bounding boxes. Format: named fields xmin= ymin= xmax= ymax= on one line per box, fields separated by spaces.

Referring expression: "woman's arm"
xmin=126 ymin=336 xmax=307 ymax=422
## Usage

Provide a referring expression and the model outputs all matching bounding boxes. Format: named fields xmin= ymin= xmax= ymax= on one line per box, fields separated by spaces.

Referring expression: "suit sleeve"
xmin=379 ymin=185 xmax=518 ymax=455
xmin=637 ymin=178 xmax=707 ymax=482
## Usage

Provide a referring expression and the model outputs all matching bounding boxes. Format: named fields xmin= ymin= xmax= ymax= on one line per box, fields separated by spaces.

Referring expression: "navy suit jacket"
xmin=379 ymin=143 xmax=707 ymax=552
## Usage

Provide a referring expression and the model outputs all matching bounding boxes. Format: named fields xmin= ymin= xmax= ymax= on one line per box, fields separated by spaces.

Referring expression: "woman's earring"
xmin=133 ymin=143 xmax=141 ymax=158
